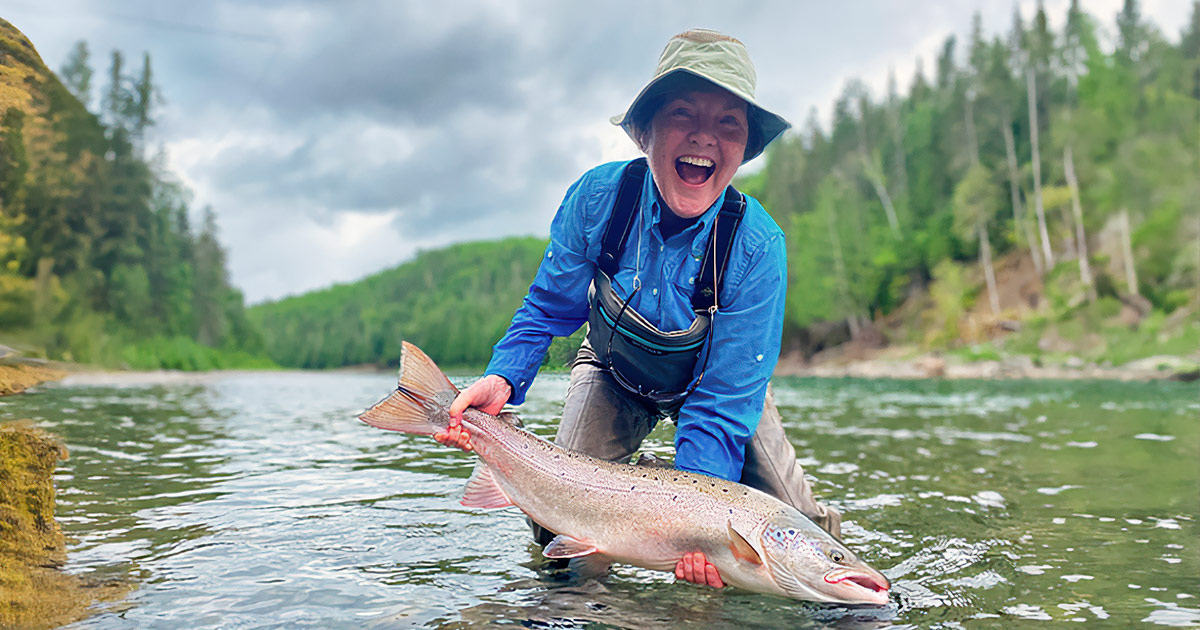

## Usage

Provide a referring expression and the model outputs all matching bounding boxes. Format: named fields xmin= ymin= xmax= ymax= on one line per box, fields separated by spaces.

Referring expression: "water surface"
xmin=2 ymin=372 xmax=1196 ymax=629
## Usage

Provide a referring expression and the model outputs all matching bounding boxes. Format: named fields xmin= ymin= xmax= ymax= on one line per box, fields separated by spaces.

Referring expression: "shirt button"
xmin=659 ymin=244 xmax=664 ymax=252
xmin=652 ymin=288 xmax=658 ymax=296
xmin=688 ymin=277 xmax=694 ymax=284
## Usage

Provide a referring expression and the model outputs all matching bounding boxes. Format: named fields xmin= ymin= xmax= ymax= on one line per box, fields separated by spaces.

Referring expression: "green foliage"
xmin=924 ymin=260 xmax=971 ymax=348
xmin=0 ymin=26 xmax=267 ymax=369
xmin=249 ymin=237 xmax=550 ymax=369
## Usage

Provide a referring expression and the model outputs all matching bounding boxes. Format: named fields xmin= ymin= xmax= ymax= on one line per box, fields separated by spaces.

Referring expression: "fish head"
xmin=756 ymin=516 xmax=890 ymax=606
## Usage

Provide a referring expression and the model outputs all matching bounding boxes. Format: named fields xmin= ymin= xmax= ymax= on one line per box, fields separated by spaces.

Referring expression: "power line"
xmin=8 ymin=1 xmax=276 ymax=45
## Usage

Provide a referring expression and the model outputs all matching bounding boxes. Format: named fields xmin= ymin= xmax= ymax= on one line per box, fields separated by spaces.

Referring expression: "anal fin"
xmin=543 ymin=534 xmax=598 ymax=559
xmin=460 ymin=462 xmax=514 ymax=509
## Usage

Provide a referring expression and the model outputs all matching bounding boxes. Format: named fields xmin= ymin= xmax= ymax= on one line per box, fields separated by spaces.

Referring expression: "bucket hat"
xmin=611 ymin=29 xmax=790 ymax=163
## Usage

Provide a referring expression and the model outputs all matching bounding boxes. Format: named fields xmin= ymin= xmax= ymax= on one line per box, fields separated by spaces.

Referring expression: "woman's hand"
xmin=435 ymin=375 xmax=512 ymax=452
xmin=675 ymin=551 xmax=725 ymax=588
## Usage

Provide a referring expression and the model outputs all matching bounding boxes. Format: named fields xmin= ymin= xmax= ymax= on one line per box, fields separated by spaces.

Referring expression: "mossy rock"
xmin=0 ymin=421 xmax=127 ymax=629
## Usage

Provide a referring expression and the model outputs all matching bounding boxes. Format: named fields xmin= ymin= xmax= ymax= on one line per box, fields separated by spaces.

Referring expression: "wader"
xmin=532 ymin=159 xmax=841 ymax=544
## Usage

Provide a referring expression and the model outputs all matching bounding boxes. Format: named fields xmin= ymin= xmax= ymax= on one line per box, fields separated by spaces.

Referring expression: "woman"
xmin=438 ymin=29 xmax=839 ymax=588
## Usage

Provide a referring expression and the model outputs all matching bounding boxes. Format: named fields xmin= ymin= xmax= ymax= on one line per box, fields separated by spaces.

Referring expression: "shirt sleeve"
xmin=673 ymin=232 xmax=787 ymax=482
xmin=484 ymin=173 xmax=598 ymax=404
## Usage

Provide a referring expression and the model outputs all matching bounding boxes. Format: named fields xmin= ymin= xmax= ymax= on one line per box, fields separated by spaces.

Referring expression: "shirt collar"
xmin=642 ymin=171 xmax=723 ymax=237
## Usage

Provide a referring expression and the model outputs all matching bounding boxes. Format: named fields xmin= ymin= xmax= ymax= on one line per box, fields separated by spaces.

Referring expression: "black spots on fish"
xmin=630 ymin=485 xmax=636 ymax=491
xmin=722 ymin=488 xmax=728 ymax=493
xmin=692 ymin=479 xmax=697 ymax=484
xmin=728 ymin=508 xmax=733 ymax=515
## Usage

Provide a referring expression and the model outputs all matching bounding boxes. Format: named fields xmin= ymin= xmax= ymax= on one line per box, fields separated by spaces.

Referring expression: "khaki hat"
xmin=611 ymin=29 xmax=791 ymax=163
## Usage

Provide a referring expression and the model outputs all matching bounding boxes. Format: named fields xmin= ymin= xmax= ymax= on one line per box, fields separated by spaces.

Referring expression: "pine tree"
xmin=58 ymin=41 xmax=93 ymax=108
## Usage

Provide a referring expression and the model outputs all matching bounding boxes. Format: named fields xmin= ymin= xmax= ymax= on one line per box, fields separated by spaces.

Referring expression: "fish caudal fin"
xmin=359 ymin=342 xmax=460 ymax=436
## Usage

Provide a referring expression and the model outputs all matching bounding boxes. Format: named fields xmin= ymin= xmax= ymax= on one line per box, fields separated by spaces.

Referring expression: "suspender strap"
xmin=597 ymin=157 xmax=746 ymax=313
xmin=598 ymin=158 xmax=648 ymax=277
xmin=691 ymin=187 xmax=746 ymax=314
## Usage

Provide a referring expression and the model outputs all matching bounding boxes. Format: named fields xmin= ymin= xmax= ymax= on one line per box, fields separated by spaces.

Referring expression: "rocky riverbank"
xmin=0 ymin=362 xmax=67 ymax=396
xmin=777 ymin=342 xmax=1200 ymax=382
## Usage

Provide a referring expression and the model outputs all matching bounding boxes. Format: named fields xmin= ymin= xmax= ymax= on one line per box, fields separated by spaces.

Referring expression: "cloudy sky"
xmin=6 ymin=0 xmax=1191 ymax=304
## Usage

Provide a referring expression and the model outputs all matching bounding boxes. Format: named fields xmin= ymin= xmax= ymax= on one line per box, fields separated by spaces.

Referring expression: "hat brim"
xmin=610 ymin=68 xmax=790 ymax=163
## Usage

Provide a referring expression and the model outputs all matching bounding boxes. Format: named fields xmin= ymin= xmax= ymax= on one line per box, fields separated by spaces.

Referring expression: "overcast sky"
xmin=6 ymin=0 xmax=1191 ymax=304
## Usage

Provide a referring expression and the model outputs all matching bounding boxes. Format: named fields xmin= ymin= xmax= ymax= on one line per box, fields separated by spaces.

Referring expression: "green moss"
xmin=0 ymin=422 xmax=128 ymax=629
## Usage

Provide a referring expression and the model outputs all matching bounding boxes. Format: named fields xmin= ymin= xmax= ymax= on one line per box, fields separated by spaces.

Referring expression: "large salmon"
xmin=360 ymin=342 xmax=890 ymax=605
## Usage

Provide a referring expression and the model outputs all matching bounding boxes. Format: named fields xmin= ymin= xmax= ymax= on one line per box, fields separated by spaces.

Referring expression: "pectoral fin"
xmin=460 ymin=462 xmax=514 ymax=509
xmin=727 ymin=521 xmax=763 ymax=565
xmin=543 ymin=534 xmax=598 ymax=559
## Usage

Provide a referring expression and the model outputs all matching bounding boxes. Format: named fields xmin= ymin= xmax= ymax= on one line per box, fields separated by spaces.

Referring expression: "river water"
xmin=2 ymin=371 xmax=1196 ymax=629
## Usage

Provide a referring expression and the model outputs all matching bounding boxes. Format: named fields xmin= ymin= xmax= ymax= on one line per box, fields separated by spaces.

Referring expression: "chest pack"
xmin=583 ymin=157 xmax=745 ymax=412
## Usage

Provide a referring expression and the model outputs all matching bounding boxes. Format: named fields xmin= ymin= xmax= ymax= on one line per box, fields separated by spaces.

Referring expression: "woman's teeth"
xmin=678 ymin=156 xmax=714 ymax=167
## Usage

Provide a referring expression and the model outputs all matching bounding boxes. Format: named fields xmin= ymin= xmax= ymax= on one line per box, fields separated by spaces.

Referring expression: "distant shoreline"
xmin=42 ymin=351 xmax=1198 ymax=387
xmin=776 ymin=345 xmax=1199 ymax=383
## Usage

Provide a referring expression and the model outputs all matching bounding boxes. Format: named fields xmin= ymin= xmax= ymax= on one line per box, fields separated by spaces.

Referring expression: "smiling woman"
xmin=438 ymin=28 xmax=845 ymax=592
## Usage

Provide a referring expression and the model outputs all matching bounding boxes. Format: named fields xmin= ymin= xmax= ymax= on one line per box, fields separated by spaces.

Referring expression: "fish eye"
xmin=829 ymin=549 xmax=845 ymax=563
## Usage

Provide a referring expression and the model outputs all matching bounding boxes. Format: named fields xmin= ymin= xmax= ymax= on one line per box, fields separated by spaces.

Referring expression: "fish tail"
xmin=359 ymin=342 xmax=460 ymax=435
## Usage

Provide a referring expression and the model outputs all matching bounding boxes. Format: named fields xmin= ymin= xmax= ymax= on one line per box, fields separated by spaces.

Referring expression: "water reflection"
xmin=0 ymin=373 xmax=1193 ymax=628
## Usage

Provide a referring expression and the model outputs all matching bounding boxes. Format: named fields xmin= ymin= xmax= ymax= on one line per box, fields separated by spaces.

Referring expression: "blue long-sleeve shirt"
xmin=485 ymin=159 xmax=787 ymax=482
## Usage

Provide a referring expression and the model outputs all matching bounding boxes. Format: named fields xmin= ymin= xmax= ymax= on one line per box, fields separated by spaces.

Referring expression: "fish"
xmin=360 ymin=342 xmax=890 ymax=605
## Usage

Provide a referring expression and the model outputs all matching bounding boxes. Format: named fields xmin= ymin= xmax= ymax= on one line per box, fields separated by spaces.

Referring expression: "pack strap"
xmin=598 ymin=158 xmax=648 ymax=277
xmin=597 ymin=157 xmax=746 ymax=313
xmin=691 ymin=187 xmax=745 ymax=314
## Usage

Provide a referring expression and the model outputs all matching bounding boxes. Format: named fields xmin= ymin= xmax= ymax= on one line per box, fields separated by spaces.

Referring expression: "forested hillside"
xmin=738 ymin=0 xmax=1198 ymax=362
xmin=0 ymin=19 xmax=266 ymax=369
xmin=248 ymin=238 xmax=562 ymax=369
xmin=254 ymin=1 xmax=1197 ymax=372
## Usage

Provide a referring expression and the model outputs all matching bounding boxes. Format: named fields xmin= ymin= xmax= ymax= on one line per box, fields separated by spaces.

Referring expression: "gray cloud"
xmin=6 ymin=0 xmax=1190 ymax=302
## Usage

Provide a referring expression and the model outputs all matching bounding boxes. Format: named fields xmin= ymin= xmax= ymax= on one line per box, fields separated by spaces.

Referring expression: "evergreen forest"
xmin=0 ymin=19 xmax=267 ymax=369
xmin=254 ymin=1 xmax=1199 ymax=371
xmin=1 ymin=2 xmax=1197 ymax=373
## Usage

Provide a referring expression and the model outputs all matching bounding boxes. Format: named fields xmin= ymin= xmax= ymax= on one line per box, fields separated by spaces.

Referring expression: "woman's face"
xmin=643 ymin=88 xmax=749 ymax=218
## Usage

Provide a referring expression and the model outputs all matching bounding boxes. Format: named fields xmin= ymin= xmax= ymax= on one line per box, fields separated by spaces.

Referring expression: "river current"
xmin=2 ymin=371 xmax=1196 ymax=629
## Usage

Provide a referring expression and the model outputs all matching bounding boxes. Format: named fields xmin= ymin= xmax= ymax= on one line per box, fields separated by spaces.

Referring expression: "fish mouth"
xmin=822 ymin=567 xmax=891 ymax=606
xmin=674 ymin=155 xmax=715 ymax=187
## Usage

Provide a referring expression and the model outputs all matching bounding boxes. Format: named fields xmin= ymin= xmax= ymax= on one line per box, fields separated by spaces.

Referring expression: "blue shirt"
xmin=485 ymin=159 xmax=787 ymax=482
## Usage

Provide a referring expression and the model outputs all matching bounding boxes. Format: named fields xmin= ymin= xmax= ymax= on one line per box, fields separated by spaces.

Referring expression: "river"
xmin=2 ymin=371 xmax=1196 ymax=629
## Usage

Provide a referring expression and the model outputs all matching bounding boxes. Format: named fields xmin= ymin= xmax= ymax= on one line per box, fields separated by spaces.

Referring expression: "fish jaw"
xmin=821 ymin=566 xmax=891 ymax=606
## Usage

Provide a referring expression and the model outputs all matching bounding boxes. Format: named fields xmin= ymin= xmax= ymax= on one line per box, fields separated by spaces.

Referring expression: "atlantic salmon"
xmin=360 ymin=342 xmax=890 ymax=605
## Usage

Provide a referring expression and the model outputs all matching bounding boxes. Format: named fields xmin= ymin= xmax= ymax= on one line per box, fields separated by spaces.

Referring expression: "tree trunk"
xmin=1003 ymin=120 xmax=1042 ymax=275
xmin=856 ymin=117 xmax=900 ymax=237
xmin=965 ymin=95 xmax=981 ymax=165
xmin=889 ymin=99 xmax=908 ymax=198
xmin=860 ymin=155 xmax=900 ymax=236
xmin=1063 ymin=144 xmax=1095 ymax=302
xmin=1026 ymin=66 xmax=1054 ymax=269
xmin=978 ymin=222 xmax=1000 ymax=315
xmin=1119 ymin=209 xmax=1139 ymax=297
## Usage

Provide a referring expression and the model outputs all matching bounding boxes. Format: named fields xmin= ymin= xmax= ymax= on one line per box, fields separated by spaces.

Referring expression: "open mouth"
xmin=675 ymin=156 xmax=715 ymax=186
xmin=823 ymin=567 xmax=891 ymax=603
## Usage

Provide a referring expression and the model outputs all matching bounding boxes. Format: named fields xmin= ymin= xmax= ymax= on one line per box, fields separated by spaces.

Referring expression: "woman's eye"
xmin=671 ymin=108 xmax=693 ymax=117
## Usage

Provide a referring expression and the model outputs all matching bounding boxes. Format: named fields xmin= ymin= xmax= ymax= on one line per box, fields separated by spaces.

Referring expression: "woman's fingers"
xmin=675 ymin=552 xmax=724 ymax=588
